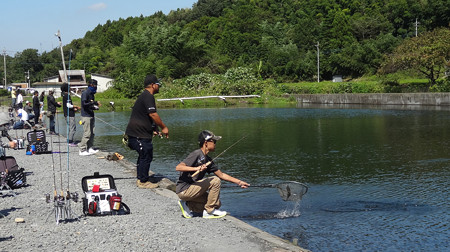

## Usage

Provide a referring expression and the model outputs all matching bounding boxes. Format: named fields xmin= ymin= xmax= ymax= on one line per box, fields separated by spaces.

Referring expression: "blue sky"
xmin=1 ymin=0 xmax=198 ymax=56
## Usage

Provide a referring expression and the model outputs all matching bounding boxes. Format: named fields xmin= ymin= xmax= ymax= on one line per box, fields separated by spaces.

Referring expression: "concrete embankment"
xmin=0 ymin=132 xmax=307 ymax=252
xmin=294 ymin=93 xmax=450 ymax=106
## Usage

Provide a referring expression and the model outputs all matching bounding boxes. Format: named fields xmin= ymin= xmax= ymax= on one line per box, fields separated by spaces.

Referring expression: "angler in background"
xmin=175 ymin=130 xmax=249 ymax=219
xmin=39 ymin=91 xmax=45 ymax=125
xmin=47 ymin=90 xmax=61 ymax=135
xmin=11 ymin=87 xmax=17 ymax=108
xmin=79 ymin=79 xmax=101 ymax=156
xmin=15 ymin=89 xmax=23 ymax=109
xmin=13 ymin=107 xmax=32 ymax=129
xmin=125 ymin=74 xmax=169 ymax=189
xmin=61 ymin=83 xmax=79 ymax=146
xmin=24 ymin=101 xmax=34 ymax=121
xmin=32 ymin=91 xmax=40 ymax=126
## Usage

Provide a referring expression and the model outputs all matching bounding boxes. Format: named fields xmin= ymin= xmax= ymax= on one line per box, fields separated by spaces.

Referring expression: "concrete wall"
xmin=295 ymin=93 xmax=450 ymax=106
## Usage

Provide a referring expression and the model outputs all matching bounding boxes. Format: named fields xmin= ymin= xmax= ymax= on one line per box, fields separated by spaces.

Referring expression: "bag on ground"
xmin=0 ymin=156 xmax=27 ymax=189
xmin=26 ymin=129 xmax=50 ymax=154
xmin=81 ymin=172 xmax=130 ymax=216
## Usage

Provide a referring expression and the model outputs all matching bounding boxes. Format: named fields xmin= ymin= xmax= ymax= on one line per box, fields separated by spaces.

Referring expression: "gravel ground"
xmin=0 ymin=132 xmax=304 ymax=252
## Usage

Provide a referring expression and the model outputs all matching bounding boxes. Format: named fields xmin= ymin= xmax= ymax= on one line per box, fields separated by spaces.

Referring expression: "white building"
xmin=91 ymin=73 xmax=114 ymax=93
xmin=32 ymin=70 xmax=114 ymax=98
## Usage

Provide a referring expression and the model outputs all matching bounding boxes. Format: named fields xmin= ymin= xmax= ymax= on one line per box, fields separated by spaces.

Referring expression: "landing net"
xmin=276 ymin=181 xmax=308 ymax=201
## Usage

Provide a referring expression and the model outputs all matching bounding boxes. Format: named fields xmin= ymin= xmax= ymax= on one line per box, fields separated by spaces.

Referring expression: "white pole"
xmin=55 ymin=30 xmax=68 ymax=83
xmin=27 ymin=70 xmax=30 ymax=89
xmin=316 ymin=42 xmax=320 ymax=83
xmin=3 ymin=50 xmax=6 ymax=89
xmin=415 ymin=18 xmax=419 ymax=37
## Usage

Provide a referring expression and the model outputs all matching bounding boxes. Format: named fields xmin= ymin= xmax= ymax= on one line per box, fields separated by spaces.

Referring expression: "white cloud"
xmin=88 ymin=2 xmax=107 ymax=11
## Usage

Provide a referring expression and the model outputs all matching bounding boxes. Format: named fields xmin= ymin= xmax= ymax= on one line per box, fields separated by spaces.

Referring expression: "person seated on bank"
xmin=13 ymin=108 xmax=33 ymax=129
xmin=175 ymin=130 xmax=249 ymax=219
xmin=24 ymin=100 xmax=35 ymax=121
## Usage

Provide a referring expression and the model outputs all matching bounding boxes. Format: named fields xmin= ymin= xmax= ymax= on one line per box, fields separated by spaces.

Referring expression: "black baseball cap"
xmin=198 ymin=130 xmax=222 ymax=145
xmin=144 ymin=74 xmax=161 ymax=87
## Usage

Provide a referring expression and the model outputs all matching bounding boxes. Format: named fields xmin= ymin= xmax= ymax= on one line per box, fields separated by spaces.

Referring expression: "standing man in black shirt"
xmin=47 ymin=90 xmax=61 ymax=134
xmin=79 ymin=79 xmax=101 ymax=155
xmin=125 ymin=74 xmax=169 ymax=189
xmin=32 ymin=91 xmax=40 ymax=125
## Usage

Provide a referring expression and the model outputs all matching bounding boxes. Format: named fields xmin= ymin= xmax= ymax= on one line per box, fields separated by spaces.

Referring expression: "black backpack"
xmin=0 ymin=156 xmax=27 ymax=189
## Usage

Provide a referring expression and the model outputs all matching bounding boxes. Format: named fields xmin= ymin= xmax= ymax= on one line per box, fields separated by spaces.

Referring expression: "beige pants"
xmin=177 ymin=176 xmax=221 ymax=214
xmin=79 ymin=116 xmax=95 ymax=152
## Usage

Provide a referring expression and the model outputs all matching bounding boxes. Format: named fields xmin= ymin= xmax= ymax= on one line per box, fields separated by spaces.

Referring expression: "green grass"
xmin=43 ymin=76 xmax=442 ymax=112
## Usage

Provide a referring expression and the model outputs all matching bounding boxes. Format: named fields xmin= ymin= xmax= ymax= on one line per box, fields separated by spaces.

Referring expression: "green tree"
xmin=379 ymin=27 xmax=450 ymax=85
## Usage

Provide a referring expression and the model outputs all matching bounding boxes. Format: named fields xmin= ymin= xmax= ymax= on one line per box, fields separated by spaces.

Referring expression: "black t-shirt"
xmin=80 ymin=88 xmax=96 ymax=117
xmin=175 ymin=149 xmax=219 ymax=194
xmin=32 ymin=95 xmax=40 ymax=109
xmin=125 ymin=90 xmax=157 ymax=138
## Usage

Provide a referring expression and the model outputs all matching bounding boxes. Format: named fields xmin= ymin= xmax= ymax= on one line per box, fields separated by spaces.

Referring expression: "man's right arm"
xmin=149 ymin=112 xmax=169 ymax=138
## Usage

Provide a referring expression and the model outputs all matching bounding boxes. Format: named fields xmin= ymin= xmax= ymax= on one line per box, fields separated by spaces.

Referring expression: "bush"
xmin=223 ymin=67 xmax=257 ymax=83
xmin=112 ymin=72 xmax=144 ymax=98
xmin=179 ymin=73 xmax=219 ymax=91
xmin=96 ymin=88 xmax=127 ymax=99
xmin=0 ymin=89 xmax=10 ymax=97
xmin=430 ymin=78 xmax=450 ymax=92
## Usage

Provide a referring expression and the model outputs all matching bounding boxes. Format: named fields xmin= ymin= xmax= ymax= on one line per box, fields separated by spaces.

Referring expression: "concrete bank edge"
xmin=294 ymin=92 xmax=450 ymax=106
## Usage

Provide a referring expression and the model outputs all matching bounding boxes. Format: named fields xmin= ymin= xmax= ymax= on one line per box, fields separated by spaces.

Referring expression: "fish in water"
xmin=286 ymin=185 xmax=291 ymax=199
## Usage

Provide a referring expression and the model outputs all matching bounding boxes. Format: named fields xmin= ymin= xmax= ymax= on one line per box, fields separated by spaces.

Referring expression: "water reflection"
xmin=57 ymin=105 xmax=449 ymax=251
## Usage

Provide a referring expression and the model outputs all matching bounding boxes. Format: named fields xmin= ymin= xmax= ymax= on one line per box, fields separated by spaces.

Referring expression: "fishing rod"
xmin=65 ymin=49 xmax=74 ymax=200
xmin=45 ymin=30 xmax=78 ymax=224
xmin=192 ymin=134 xmax=247 ymax=177
xmin=56 ymin=112 xmax=64 ymax=199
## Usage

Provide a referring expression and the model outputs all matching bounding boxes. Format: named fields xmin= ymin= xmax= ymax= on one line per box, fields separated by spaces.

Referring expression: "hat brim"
xmin=211 ymin=135 xmax=222 ymax=141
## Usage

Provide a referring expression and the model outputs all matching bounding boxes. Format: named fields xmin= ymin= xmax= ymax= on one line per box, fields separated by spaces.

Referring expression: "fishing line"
xmin=192 ymin=134 xmax=247 ymax=177
xmin=95 ymin=116 xmax=125 ymax=134
xmin=70 ymin=91 xmax=125 ymax=134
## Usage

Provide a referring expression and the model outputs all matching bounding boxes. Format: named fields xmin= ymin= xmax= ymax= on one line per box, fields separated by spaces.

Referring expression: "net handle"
xmin=222 ymin=181 xmax=309 ymax=201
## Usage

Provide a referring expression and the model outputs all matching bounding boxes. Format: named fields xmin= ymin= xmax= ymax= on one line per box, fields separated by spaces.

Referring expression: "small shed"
xmin=332 ymin=75 xmax=343 ymax=83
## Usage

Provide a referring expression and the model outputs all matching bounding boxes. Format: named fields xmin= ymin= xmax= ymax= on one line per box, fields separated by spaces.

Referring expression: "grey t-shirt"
xmin=175 ymin=149 xmax=218 ymax=194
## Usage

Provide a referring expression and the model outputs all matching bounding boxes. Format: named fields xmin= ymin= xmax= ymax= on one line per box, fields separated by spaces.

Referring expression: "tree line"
xmin=1 ymin=0 xmax=449 ymax=97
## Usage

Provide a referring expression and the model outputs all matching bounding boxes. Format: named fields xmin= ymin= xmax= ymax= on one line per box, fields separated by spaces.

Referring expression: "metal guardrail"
xmin=158 ymin=95 xmax=260 ymax=104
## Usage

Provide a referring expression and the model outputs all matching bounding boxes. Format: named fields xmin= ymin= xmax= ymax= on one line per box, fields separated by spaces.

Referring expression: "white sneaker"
xmin=202 ymin=209 xmax=227 ymax=219
xmin=178 ymin=200 xmax=192 ymax=219
xmin=79 ymin=150 xmax=92 ymax=156
xmin=88 ymin=148 xmax=99 ymax=154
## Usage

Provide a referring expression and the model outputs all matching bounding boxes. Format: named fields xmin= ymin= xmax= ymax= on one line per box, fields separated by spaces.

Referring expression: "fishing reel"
xmin=45 ymin=191 xmax=79 ymax=203
xmin=66 ymin=192 xmax=79 ymax=202
xmin=45 ymin=191 xmax=80 ymax=224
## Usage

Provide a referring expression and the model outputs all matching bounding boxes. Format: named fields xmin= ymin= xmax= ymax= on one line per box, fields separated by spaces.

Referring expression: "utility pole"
xmin=316 ymin=42 xmax=320 ymax=83
xmin=3 ymin=49 xmax=6 ymax=89
xmin=415 ymin=18 xmax=420 ymax=37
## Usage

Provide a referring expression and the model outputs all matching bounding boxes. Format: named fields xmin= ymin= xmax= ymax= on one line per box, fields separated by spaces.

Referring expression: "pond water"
xmin=58 ymin=104 xmax=449 ymax=251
